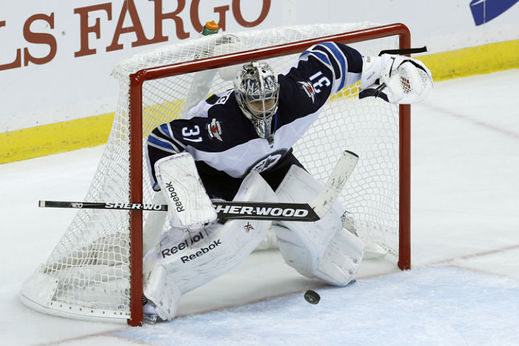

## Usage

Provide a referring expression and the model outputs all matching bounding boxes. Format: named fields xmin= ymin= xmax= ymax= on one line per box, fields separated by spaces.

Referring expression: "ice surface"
xmin=0 ymin=69 xmax=518 ymax=345
xmin=116 ymin=266 xmax=519 ymax=346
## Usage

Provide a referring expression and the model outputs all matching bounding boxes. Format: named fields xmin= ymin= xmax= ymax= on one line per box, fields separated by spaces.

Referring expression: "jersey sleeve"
xmin=147 ymin=117 xmax=217 ymax=190
xmin=146 ymin=91 xmax=236 ymax=190
xmin=279 ymin=42 xmax=363 ymax=117
xmin=146 ymin=122 xmax=187 ymax=191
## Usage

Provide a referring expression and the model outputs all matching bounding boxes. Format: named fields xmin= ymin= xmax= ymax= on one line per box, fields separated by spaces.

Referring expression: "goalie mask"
xmin=234 ymin=61 xmax=279 ymax=139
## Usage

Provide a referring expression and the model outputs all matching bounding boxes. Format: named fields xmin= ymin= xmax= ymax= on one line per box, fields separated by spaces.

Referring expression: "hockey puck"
xmin=304 ymin=290 xmax=320 ymax=304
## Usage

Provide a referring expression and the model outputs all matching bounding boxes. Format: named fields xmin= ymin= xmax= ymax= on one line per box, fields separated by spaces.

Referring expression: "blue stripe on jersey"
xmin=314 ymin=45 xmax=341 ymax=80
xmin=159 ymin=123 xmax=172 ymax=138
xmin=148 ymin=134 xmax=178 ymax=152
xmin=157 ymin=124 xmax=186 ymax=150
xmin=319 ymin=42 xmax=347 ymax=90
xmin=299 ymin=50 xmax=332 ymax=68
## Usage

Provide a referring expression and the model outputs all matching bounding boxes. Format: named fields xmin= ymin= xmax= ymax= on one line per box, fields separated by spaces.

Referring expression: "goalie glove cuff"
xmin=360 ymin=55 xmax=388 ymax=90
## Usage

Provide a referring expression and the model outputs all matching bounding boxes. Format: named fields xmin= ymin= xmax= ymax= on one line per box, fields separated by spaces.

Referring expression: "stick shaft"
xmin=39 ymin=200 xmax=319 ymax=222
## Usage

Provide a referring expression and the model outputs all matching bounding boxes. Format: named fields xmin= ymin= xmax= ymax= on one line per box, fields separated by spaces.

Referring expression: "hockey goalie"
xmin=142 ymin=41 xmax=433 ymax=323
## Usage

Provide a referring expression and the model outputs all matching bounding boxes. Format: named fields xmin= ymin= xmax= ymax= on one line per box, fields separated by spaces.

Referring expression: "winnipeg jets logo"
xmin=250 ymin=153 xmax=282 ymax=173
xmin=243 ymin=222 xmax=254 ymax=232
xmin=207 ymin=118 xmax=223 ymax=141
xmin=298 ymin=80 xmax=316 ymax=103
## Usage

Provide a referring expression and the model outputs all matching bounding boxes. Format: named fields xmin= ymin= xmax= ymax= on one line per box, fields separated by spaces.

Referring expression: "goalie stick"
xmin=39 ymin=150 xmax=358 ymax=222
xmin=378 ymin=46 xmax=427 ymax=56
xmin=39 ymin=200 xmax=319 ymax=222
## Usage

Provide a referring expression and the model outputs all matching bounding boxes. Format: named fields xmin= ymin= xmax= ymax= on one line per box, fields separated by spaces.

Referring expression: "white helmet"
xmin=234 ymin=61 xmax=279 ymax=139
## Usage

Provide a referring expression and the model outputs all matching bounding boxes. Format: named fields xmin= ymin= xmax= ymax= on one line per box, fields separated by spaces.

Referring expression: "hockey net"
xmin=21 ymin=23 xmax=411 ymax=325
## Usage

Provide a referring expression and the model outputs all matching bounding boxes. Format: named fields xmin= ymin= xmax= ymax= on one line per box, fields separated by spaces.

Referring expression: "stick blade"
xmin=311 ymin=150 xmax=359 ymax=218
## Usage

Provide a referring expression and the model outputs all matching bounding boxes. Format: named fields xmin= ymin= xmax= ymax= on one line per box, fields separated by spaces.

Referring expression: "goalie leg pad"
xmin=143 ymin=264 xmax=181 ymax=321
xmin=143 ymin=171 xmax=277 ymax=320
xmin=273 ymin=165 xmax=364 ymax=286
xmin=143 ymin=191 xmax=168 ymax=255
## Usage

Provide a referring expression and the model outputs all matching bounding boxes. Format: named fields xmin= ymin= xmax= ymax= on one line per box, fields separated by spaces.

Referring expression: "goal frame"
xmin=127 ymin=23 xmax=412 ymax=326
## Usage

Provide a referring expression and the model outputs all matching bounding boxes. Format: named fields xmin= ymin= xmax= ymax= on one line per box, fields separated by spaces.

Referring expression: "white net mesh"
xmin=21 ymin=23 xmax=402 ymax=321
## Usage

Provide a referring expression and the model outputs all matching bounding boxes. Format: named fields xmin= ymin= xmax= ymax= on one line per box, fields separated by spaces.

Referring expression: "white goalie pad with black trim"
xmin=143 ymin=171 xmax=277 ymax=321
xmin=273 ymin=165 xmax=364 ymax=286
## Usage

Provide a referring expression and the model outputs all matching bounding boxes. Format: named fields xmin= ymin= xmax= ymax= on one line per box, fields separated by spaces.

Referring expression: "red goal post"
xmin=127 ymin=23 xmax=412 ymax=326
